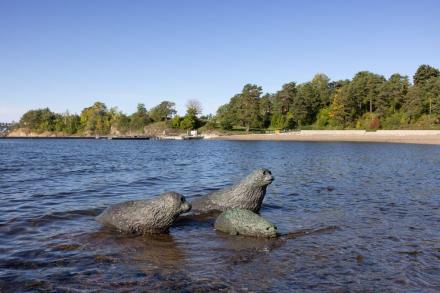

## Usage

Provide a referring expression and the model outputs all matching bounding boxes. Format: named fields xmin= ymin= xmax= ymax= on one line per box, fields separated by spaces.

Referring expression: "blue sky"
xmin=1 ymin=0 xmax=439 ymax=122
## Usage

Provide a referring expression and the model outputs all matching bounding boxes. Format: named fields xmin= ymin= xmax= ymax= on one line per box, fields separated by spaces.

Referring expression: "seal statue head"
xmin=244 ymin=168 xmax=274 ymax=187
xmin=165 ymin=192 xmax=192 ymax=214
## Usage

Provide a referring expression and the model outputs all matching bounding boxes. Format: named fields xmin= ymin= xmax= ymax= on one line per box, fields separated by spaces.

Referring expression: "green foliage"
xmin=259 ymin=93 xmax=273 ymax=128
xmin=381 ymin=111 xmax=410 ymax=129
xmin=80 ymin=102 xmax=111 ymax=135
xmin=403 ymin=86 xmax=424 ymax=121
xmin=20 ymin=108 xmax=57 ymax=133
xmin=202 ymin=120 xmax=217 ymax=131
xmin=171 ymin=115 xmax=182 ymax=128
xmin=269 ymin=113 xmax=295 ymax=129
xmin=129 ymin=103 xmax=151 ymax=133
xmin=311 ymin=74 xmax=332 ymax=106
xmin=376 ymin=74 xmax=409 ymax=116
xmin=180 ymin=115 xmax=197 ymax=130
xmin=19 ymin=108 xmax=80 ymax=134
xmin=149 ymin=101 xmax=176 ymax=122
xmin=272 ymin=82 xmax=296 ymax=116
xmin=270 ymin=113 xmax=287 ymax=129
xmin=422 ymin=76 xmax=440 ymax=116
xmin=186 ymin=99 xmax=203 ymax=116
xmin=414 ymin=114 xmax=438 ymax=128
xmin=220 ymin=119 xmax=233 ymax=130
xmin=295 ymin=82 xmax=321 ymax=125
xmin=230 ymin=84 xmax=263 ymax=131
xmin=110 ymin=110 xmax=130 ymax=134
xmin=356 ymin=113 xmax=380 ymax=130
xmin=348 ymin=71 xmax=386 ymax=117
xmin=216 ymin=104 xmax=235 ymax=130
xmin=16 ymin=64 xmax=440 ymax=134
xmin=315 ymin=107 xmax=331 ymax=128
xmin=329 ymin=86 xmax=355 ymax=127
xmin=414 ymin=64 xmax=440 ymax=86
xmin=63 ymin=113 xmax=81 ymax=134
xmin=402 ymin=75 xmax=440 ymax=123
xmin=180 ymin=102 xmax=201 ymax=130
xmin=54 ymin=112 xmax=81 ymax=134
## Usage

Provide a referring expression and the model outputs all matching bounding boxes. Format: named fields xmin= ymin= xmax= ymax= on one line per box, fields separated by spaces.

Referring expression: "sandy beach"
xmin=211 ymin=130 xmax=440 ymax=145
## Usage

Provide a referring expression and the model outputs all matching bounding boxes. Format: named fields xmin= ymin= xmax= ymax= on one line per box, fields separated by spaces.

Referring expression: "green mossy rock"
xmin=214 ymin=208 xmax=277 ymax=238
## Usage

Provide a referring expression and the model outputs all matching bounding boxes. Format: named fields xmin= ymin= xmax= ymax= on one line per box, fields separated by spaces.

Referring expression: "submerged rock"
xmin=214 ymin=208 xmax=277 ymax=238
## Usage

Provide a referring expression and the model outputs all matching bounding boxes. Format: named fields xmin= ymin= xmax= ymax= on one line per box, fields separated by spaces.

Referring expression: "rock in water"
xmin=214 ymin=208 xmax=277 ymax=238
xmin=96 ymin=192 xmax=191 ymax=234
xmin=191 ymin=168 xmax=274 ymax=214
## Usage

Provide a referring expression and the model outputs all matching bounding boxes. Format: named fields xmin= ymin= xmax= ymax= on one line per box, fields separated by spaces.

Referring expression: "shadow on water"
xmin=85 ymin=228 xmax=186 ymax=268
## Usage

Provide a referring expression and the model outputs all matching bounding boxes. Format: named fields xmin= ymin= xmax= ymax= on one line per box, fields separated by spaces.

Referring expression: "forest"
xmin=15 ymin=64 xmax=440 ymax=135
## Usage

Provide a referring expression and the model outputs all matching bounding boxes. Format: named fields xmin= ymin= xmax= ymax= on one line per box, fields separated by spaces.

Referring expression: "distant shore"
xmin=210 ymin=130 xmax=440 ymax=145
xmin=3 ymin=130 xmax=440 ymax=145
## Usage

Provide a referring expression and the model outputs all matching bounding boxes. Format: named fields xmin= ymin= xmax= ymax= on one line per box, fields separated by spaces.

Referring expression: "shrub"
xmin=381 ymin=112 xmax=410 ymax=129
xmin=414 ymin=114 xmax=439 ymax=129
xmin=171 ymin=115 xmax=182 ymax=128
xmin=316 ymin=107 xmax=330 ymax=128
xmin=356 ymin=113 xmax=380 ymax=130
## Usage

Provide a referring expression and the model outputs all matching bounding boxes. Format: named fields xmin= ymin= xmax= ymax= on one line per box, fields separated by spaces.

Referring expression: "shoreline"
xmin=210 ymin=130 xmax=440 ymax=145
xmin=3 ymin=130 xmax=440 ymax=145
xmin=0 ymin=135 xmax=201 ymax=140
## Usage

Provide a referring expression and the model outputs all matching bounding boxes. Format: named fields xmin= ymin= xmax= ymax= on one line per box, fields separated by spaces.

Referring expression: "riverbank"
xmin=210 ymin=130 xmax=440 ymax=145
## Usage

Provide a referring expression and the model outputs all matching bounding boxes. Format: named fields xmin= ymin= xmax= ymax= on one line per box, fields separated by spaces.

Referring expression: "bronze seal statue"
xmin=96 ymin=192 xmax=191 ymax=234
xmin=191 ymin=168 xmax=274 ymax=214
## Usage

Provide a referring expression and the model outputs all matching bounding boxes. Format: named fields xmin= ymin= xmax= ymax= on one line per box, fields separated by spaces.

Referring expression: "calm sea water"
xmin=0 ymin=139 xmax=439 ymax=292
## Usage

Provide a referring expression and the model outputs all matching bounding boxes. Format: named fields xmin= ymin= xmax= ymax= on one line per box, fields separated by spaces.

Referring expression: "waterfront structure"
xmin=0 ymin=123 xmax=12 ymax=135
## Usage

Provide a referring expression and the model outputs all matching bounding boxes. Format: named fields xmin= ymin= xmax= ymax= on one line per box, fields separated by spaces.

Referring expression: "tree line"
xmin=18 ymin=100 xmax=206 ymax=135
xmin=216 ymin=64 xmax=440 ymax=131
xmin=16 ymin=64 xmax=440 ymax=135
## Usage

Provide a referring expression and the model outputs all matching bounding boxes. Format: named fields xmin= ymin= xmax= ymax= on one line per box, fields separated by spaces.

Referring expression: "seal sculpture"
xmin=96 ymin=192 xmax=191 ymax=234
xmin=191 ymin=168 xmax=274 ymax=214
xmin=214 ymin=208 xmax=277 ymax=238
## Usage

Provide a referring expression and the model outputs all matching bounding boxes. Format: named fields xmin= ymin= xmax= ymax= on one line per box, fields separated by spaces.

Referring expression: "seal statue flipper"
xmin=191 ymin=168 xmax=274 ymax=214
xmin=96 ymin=192 xmax=191 ymax=234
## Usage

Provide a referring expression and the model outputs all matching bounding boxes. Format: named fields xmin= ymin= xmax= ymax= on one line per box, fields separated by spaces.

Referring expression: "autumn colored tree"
xmin=329 ymin=85 xmax=355 ymax=127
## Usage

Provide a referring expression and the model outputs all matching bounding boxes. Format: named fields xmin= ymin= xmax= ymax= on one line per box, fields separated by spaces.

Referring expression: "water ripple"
xmin=0 ymin=140 xmax=439 ymax=292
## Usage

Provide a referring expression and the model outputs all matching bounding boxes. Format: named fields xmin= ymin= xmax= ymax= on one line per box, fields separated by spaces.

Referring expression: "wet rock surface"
xmin=215 ymin=208 xmax=277 ymax=238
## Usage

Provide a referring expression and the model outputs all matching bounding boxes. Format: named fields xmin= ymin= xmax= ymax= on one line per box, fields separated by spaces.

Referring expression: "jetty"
xmin=1 ymin=134 xmax=205 ymax=140
xmin=158 ymin=130 xmax=204 ymax=140
xmin=1 ymin=135 xmax=155 ymax=140
xmin=1 ymin=128 xmax=206 ymax=140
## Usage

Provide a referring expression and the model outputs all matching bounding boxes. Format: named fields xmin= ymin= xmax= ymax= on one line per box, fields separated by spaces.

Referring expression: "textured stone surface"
xmin=214 ymin=208 xmax=277 ymax=238
xmin=96 ymin=192 xmax=191 ymax=234
xmin=191 ymin=168 xmax=274 ymax=214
